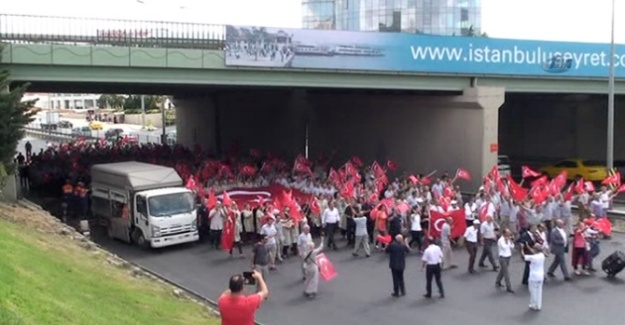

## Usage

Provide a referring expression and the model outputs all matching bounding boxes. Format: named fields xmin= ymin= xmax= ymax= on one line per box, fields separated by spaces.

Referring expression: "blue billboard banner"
xmin=224 ymin=25 xmax=625 ymax=79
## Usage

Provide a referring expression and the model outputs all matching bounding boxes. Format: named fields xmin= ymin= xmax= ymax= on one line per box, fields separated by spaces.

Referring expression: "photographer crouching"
xmin=217 ymin=270 xmax=269 ymax=325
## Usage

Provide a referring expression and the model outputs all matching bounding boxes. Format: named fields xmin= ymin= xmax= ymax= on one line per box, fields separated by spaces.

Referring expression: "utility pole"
xmin=607 ymin=0 xmax=616 ymax=169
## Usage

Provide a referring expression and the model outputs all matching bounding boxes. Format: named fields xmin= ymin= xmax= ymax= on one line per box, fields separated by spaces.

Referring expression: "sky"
xmin=2 ymin=0 xmax=624 ymax=44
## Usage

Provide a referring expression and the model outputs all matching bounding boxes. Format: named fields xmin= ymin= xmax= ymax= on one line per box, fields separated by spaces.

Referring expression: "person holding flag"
xmin=303 ymin=237 xmax=325 ymax=299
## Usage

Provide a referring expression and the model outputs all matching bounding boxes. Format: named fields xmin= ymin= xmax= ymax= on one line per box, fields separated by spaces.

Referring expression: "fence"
xmin=24 ymin=124 xmax=176 ymax=146
xmin=0 ymin=14 xmax=225 ymax=50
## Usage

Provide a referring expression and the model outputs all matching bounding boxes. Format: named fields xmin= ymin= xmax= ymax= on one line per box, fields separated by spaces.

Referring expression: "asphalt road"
xmin=88 ymin=228 xmax=625 ymax=325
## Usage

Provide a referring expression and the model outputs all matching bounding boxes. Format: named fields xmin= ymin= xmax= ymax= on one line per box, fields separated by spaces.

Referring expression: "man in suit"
xmin=518 ymin=225 xmax=537 ymax=285
xmin=547 ymin=219 xmax=571 ymax=280
xmin=386 ymin=234 xmax=411 ymax=297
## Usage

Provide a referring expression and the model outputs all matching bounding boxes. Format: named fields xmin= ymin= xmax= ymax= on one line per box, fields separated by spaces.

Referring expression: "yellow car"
xmin=89 ymin=121 xmax=104 ymax=130
xmin=539 ymin=159 xmax=608 ymax=181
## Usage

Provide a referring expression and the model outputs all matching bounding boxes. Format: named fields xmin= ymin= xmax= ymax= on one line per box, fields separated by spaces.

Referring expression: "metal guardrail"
xmin=0 ymin=14 xmax=225 ymax=50
xmin=24 ymin=124 xmax=176 ymax=146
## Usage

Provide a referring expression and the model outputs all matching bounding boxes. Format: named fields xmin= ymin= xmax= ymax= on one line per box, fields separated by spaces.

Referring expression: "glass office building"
xmin=302 ymin=0 xmax=481 ymax=36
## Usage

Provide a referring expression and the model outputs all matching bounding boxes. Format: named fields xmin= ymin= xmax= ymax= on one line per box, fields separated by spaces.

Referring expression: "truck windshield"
xmin=148 ymin=192 xmax=195 ymax=217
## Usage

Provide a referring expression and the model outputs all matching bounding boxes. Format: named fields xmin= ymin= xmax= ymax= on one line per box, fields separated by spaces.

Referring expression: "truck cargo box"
xmin=91 ymin=161 xmax=183 ymax=192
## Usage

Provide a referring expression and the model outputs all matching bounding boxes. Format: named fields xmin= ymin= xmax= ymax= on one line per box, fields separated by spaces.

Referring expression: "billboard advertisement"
xmin=224 ymin=25 xmax=625 ymax=79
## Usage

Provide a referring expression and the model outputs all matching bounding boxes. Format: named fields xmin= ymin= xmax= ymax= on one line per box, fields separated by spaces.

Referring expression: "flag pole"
xmin=607 ymin=0 xmax=616 ymax=170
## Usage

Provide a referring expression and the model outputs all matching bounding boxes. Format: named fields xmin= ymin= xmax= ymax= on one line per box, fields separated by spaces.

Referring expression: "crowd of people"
xmin=18 ymin=138 xmax=619 ymax=319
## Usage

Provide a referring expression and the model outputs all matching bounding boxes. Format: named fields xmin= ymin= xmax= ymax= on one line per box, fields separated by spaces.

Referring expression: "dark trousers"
xmin=479 ymin=238 xmax=498 ymax=268
xmin=346 ymin=219 xmax=356 ymax=246
xmin=409 ymin=230 xmax=423 ymax=251
xmin=325 ymin=223 xmax=338 ymax=249
xmin=367 ymin=218 xmax=375 ymax=243
xmin=391 ymin=269 xmax=405 ymax=295
xmin=425 ymin=264 xmax=444 ymax=296
xmin=229 ymin=241 xmax=243 ymax=255
xmin=522 ymin=261 xmax=530 ymax=285
xmin=466 ymin=241 xmax=477 ymax=272
xmin=209 ymin=229 xmax=222 ymax=249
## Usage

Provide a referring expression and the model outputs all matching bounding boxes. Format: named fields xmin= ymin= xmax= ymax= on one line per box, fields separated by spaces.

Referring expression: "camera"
xmin=243 ymin=271 xmax=256 ymax=286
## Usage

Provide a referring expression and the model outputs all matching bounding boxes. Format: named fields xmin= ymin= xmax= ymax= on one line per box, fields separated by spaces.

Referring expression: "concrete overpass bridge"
xmin=3 ymin=14 xmax=625 ymax=189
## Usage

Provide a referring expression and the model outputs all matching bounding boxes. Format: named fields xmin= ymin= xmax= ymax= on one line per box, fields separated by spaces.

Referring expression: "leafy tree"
xmin=0 ymin=69 xmax=37 ymax=171
xmin=97 ymin=94 xmax=125 ymax=109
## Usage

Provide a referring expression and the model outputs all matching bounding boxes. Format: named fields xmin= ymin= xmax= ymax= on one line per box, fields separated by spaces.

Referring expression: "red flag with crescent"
xmin=429 ymin=209 xmax=466 ymax=238
xmin=316 ymin=253 xmax=337 ymax=282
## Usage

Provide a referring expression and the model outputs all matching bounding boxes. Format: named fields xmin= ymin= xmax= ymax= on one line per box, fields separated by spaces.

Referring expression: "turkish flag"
xmin=602 ymin=172 xmax=621 ymax=185
xmin=340 ymin=182 xmax=354 ymax=199
xmin=554 ymin=171 xmax=568 ymax=188
xmin=185 ymin=176 xmax=197 ymax=191
xmin=294 ymin=161 xmax=313 ymax=176
xmin=443 ymin=186 xmax=454 ymax=198
xmin=222 ymin=191 xmax=232 ymax=207
xmin=455 ymin=168 xmax=471 ymax=181
xmin=421 ymin=176 xmax=431 ymax=185
xmin=371 ymin=161 xmax=385 ymax=178
xmin=594 ymin=218 xmax=613 ymax=237
xmin=521 ymin=166 xmax=541 ymax=178
xmin=207 ymin=188 xmax=217 ymax=209
xmin=221 ymin=215 xmax=235 ymax=251
xmin=530 ymin=186 xmax=547 ymax=205
xmin=584 ymin=181 xmax=595 ymax=192
xmin=377 ymin=234 xmax=392 ymax=245
xmin=488 ymin=165 xmax=500 ymax=180
xmin=483 ymin=177 xmax=492 ymax=193
xmin=344 ymin=162 xmax=358 ymax=177
xmin=575 ymin=178 xmax=585 ymax=194
xmin=563 ymin=184 xmax=575 ymax=201
xmin=429 ymin=210 xmax=466 ymax=238
xmin=478 ymin=203 xmax=490 ymax=222
xmin=386 ymin=159 xmax=398 ymax=171
xmin=328 ymin=168 xmax=341 ymax=185
xmin=408 ymin=175 xmax=419 ymax=185
xmin=617 ymin=184 xmax=625 ymax=193
xmin=250 ymin=148 xmax=262 ymax=159
xmin=351 ymin=156 xmax=363 ymax=167
xmin=507 ymin=175 xmax=527 ymax=201
xmin=295 ymin=154 xmax=311 ymax=166
xmin=316 ymin=253 xmax=337 ymax=282
xmin=531 ymin=176 xmax=548 ymax=188
xmin=309 ymin=198 xmax=321 ymax=214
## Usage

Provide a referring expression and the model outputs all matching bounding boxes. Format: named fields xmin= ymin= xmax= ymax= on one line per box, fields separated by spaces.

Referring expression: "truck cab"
xmin=90 ymin=162 xmax=199 ymax=248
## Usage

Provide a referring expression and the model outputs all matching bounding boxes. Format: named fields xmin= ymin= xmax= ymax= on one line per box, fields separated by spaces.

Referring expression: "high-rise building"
xmin=302 ymin=0 xmax=481 ymax=36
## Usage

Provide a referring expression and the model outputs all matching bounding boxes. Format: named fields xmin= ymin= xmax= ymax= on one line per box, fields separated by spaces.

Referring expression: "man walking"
xmin=298 ymin=225 xmax=313 ymax=280
xmin=352 ymin=207 xmax=371 ymax=257
xmin=386 ymin=234 xmax=410 ymax=297
xmin=464 ymin=220 xmax=480 ymax=273
xmin=422 ymin=237 xmax=444 ymax=298
xmin=441 ymin=217 xmax=456 ymax=269
xmin=496 ymin=228 xmax=515 ymax=293
xmin=322 ymin=201 xmax=340 ymax=250
xmin=547 ymin=219 xmax=571 ymax=280
xmin=251 ymin=235 xmax=270 ymax=281
xmin=479 ymin=215 xmax=499 ymax=271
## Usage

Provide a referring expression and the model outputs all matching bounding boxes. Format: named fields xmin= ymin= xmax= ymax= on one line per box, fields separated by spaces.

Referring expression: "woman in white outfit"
xmin=303 ymin=238 xmax=325 ymax=299
xmin=522 ymin=243 xmax=546 ymax=311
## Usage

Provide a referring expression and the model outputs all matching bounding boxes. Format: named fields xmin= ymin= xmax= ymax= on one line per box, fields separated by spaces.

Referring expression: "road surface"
xmin=87 ymin=229 xmax=625 ymax=325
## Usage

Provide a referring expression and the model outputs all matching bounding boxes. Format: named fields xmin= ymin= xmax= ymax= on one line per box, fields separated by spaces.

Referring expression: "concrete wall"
xmin=499 ymin=94 xmax=625 ymax=161
xmin=123 ymin=113 xmax=163 ymax=128
xmin=175 ymin=87 xmax=504 ymax=190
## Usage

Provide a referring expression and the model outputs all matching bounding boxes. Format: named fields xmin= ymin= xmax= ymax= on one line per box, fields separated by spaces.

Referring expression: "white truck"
xmin=40 ymin=111 xmax=60 ymax=130
xmin=90 ymin=161 xmax=199 ymax=248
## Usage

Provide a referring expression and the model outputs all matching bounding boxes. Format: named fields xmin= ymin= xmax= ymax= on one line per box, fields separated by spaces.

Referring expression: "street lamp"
xmin=607 ymin=0 xmax=616 ymax=170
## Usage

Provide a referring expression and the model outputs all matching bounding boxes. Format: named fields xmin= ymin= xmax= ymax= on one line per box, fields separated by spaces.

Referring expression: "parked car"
xmin=58 ymin=120 xmax=73 ymax=129
xmin=539 ymin=159 xmax=608 ymax=182
xmin=105 ymin=128 xmax=124 ymax=140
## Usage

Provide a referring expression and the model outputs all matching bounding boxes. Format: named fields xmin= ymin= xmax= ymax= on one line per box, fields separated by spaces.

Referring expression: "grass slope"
xmin=0 ymin=218 xmax=218 ymax=325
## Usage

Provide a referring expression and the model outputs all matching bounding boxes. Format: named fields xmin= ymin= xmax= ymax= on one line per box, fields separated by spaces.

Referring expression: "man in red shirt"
xmin=218 ymin=270 xmax=269 ymax=325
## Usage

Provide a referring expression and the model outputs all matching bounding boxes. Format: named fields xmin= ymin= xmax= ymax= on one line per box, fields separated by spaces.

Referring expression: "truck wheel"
xmin=132 ymin=229 xmax=148 ymax=249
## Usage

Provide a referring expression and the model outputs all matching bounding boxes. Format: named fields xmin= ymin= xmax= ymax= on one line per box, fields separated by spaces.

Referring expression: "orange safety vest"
xmin=62 ymin=184 xmax=73 ymax=194
xmin=121 ymin=205 xmax=130 ymax=220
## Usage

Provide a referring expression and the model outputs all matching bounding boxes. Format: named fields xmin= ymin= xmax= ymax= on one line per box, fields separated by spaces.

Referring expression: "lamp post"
xmin=140 ymin=95 xmax=145 ymax=129
xmin=607 ymin=0 xmax=616 ymax=170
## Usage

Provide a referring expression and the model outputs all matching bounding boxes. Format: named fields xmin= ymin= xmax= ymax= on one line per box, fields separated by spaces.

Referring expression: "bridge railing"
xmin=0 ymin=14 xmax=225 ymax=50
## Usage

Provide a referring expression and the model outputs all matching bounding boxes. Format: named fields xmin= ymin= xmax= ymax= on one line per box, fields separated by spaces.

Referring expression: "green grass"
xmin=0 ymin=219 xmax=219 ymax=325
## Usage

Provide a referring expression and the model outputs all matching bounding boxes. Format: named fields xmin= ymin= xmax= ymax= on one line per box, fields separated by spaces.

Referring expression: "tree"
xmin=0 ymin=69 xmax=37 ymax=172
xmin=97 ymin=94 xmax=125 ymax=109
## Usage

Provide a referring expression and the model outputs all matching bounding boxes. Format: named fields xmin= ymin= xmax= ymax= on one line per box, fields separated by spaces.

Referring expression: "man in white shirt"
xmin=464 ymin=198 xmax=477 ymax=228
xmin=478 ymin=215 xmax=499 ymax=271
xmin=352 ymin=208 xmax=371 ymax=257
xmin=297 ymin=225 xmax=313 ymax=280
xmin=208 ymin=202 xmax=226 ymax=249
xmin=464 ymin=220 xmax=480 ymax=273
xmin=321 ymin=201 xmax=340 ymax=250
xmin=260 ymin=217 xmax=279 ymax=270
xmin=441 ymin=218 xmax=456 ymax=269
xmin=421 ymin=238 xmax=444 ymax=298
xmin=496 ymin=228 xmax=515 ymax=293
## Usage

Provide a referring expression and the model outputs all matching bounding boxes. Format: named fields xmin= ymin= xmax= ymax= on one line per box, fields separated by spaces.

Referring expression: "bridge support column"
xmin=469 ymin=86 xmax=505 ymax=185
xmin=174 ymin=97 xmax=217 ymax=152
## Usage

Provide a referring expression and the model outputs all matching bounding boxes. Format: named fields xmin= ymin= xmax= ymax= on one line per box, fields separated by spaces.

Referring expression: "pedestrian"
xmin=209 ymin=201 xmax=226 ymax=249
xmin=298 ymin=225 xmax=313 ymax=280
xmin=352 ymin=207 xmax=371 ymax=257
xmin=421 ymin=237 xmax=444 ymax=298
xmin=321 ymin=201 xmax=340 ymax=250
xmin=408 ymin=207 xmax=423 ymax=252
xmin=547 ymin=219 xmax=571 ymax=280
xmin=571 ymin=222 xmax=590 ymax=276
xmin=229 ymin=203 xmax=244 ymax=258
xmin=303 ymin=238 xmax=325 ymax=299
xmin=441 ymin=217 xmax=456 ymax=269
xmin=464 ymin=220 xmax=480 ymax=273
xmin=496 ymin=228 xmax=515 ymax=293
xmin=478 ymin=215 xmax=499 ymax=271
xmin=218 ymin=270 xmax=269 ymax=325
xmin=386 ymin=234 xmax=410 ymax=297
xmin=251 ymin=234 xmax=270 ymax=281
xmin=260 ymin=217 xmax=279 ymax=270
xmin=522 ymin=243 xmax=546 ymax=311
xmin=518 ymin=225 xmax=538 ymax=285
